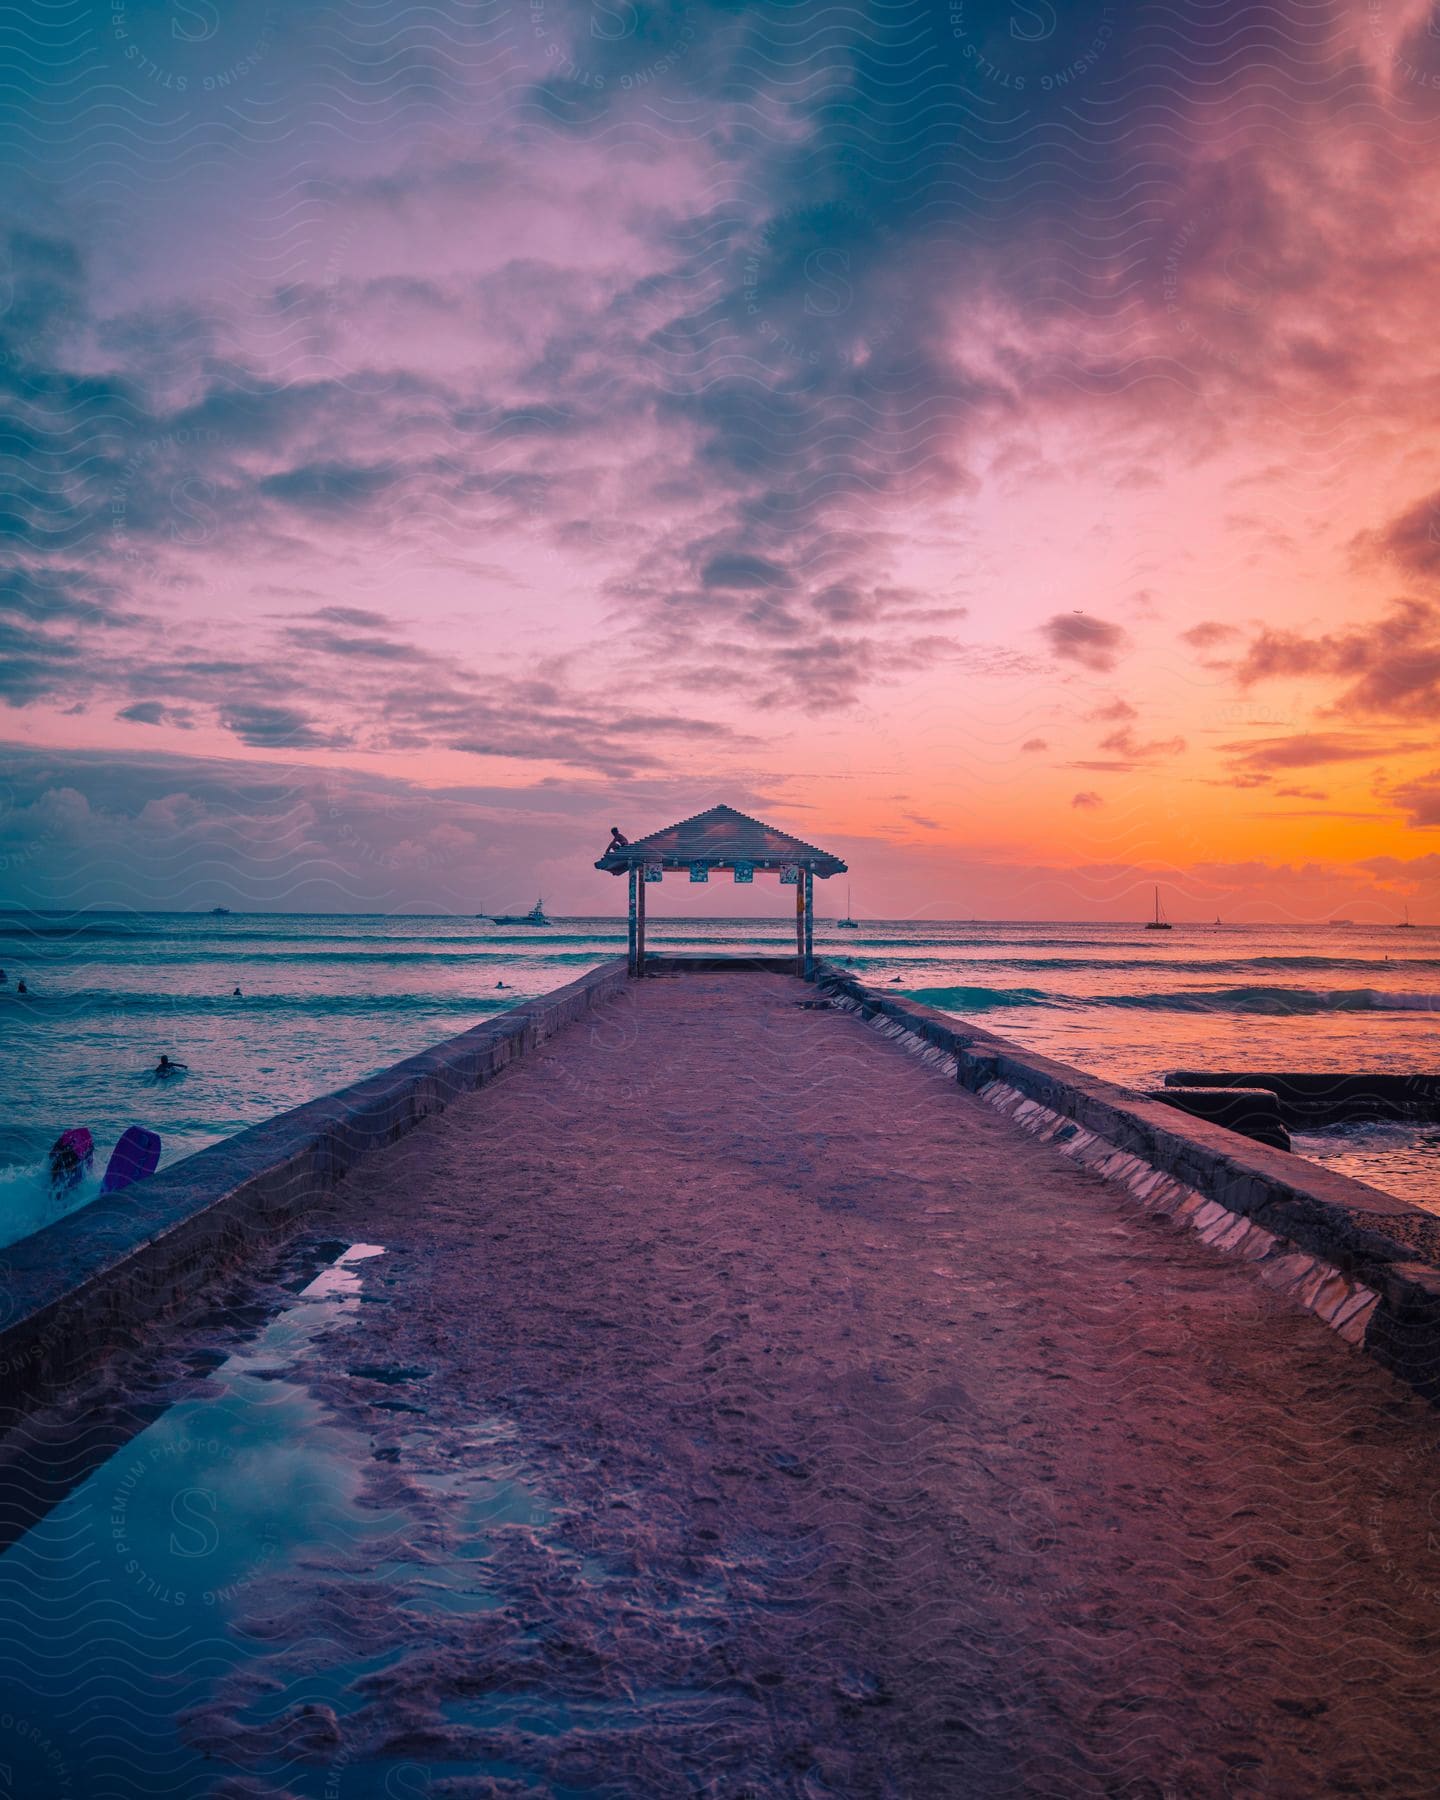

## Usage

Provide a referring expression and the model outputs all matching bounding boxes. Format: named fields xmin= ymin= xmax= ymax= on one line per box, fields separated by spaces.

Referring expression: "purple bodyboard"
xmin=101 ymin=1126 xmax=162 ymax=1195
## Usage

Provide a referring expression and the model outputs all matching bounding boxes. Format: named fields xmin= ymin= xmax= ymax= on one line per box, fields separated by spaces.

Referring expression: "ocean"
xmin=1 ymin=911 xmax=1436 ymax=1249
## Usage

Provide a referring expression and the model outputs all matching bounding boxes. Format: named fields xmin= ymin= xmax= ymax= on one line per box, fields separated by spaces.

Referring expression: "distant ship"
xmin=483 ymin=897 xmax=551 ymax=926
xmin=209 ymin=906 xmax=231 ymax=915
xmin=1398 ymin=905 xmax=1416 ymax=930
xmin=1145 ymin=886 xmax=1173 ymax=931
xmin=836 ymin=887 xmax=859 ymax=929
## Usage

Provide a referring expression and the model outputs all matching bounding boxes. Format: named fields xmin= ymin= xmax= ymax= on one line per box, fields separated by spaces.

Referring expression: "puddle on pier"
xmin=0 ymin=1241 xmax=575 ymax=1799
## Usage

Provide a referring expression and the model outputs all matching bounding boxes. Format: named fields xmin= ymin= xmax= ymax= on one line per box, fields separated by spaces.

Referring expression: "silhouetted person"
xmin=608 ymin=825 xmax=630 ymax=853
xmin=233 ymin=986 xmax=243 ymax=996
xmin=155 ymin=1054 xmax=187 ymax=1077
xmin=16 ymin=980 xmax=27 ymax=994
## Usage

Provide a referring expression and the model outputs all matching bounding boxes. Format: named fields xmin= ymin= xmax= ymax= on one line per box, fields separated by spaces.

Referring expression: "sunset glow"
xmin=4 ymin=0 xmax=1440 ymax=919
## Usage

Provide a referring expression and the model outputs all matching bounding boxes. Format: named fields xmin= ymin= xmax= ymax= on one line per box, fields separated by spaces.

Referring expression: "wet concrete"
xmin=4 ymin=970 xmax=1440 ymax=1795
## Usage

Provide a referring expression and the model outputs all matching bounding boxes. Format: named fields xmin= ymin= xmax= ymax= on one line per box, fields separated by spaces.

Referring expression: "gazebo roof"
xmin=595 ymin=804 xmax=847 ymax=877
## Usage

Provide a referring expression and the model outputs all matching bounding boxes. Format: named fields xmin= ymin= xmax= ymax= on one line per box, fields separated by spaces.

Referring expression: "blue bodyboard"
xmin=101 ymin=1126 xmax=162 ymax=1195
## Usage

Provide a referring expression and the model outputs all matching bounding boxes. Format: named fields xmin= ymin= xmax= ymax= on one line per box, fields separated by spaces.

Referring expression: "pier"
xmin=3 ymin=959 xmax=1440 ymax=1794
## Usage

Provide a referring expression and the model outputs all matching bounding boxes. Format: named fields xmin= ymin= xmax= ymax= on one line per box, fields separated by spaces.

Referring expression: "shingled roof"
xmin=595 ymin=804 xmax=847 ymax=877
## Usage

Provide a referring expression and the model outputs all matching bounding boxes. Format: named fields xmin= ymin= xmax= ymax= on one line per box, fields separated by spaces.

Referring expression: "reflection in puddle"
xmin=0 ymin=1239 xmax=566 ymax=1797
xmin=0 ymin=1238 xmax=759 ymax=1798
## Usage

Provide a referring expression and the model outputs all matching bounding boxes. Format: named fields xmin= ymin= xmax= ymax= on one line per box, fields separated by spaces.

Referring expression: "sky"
xmin=3 ymin=0 xmax=1440 ymax=920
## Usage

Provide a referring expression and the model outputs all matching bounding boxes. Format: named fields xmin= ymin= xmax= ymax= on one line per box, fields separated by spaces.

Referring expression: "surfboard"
xmin=101 ymin=1126 xmax=161 ymax=1195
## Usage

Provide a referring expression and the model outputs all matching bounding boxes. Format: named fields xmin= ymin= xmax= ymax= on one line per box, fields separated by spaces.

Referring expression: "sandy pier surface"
xmin=143 ymin=973 xmax=1440 ymax=1793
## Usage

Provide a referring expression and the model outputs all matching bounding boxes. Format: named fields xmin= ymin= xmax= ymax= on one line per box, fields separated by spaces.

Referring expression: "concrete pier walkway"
xmin=263 ymin=969 xmax=1440 ymax=1796
xmin=7 ymin=968 xmax=1440 ymax=1797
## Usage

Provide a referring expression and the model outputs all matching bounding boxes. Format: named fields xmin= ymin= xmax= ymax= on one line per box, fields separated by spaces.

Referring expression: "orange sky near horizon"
xmin=3 ymin=0 xmax=1440 ymax=918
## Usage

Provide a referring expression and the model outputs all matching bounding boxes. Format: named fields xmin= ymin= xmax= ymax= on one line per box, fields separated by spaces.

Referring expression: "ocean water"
xmin=0 ymin=910 xmax=1436 ymax=1248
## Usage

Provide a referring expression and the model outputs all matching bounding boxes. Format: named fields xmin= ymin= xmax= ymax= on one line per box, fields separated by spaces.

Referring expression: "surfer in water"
xmin=154 ymin=1054 xmax=188 ymax=1077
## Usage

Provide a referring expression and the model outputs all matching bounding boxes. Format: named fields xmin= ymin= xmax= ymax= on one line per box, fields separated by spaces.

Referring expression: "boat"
xmin=836 ymin=887 xmax=859 ymax=929
xmin=484 ymin=897 xmax=551 ymax=926
xmin=1398 ymin=905 xmax=1416 ymax=930
xmin=209 ymin=906 xmax=231 ymax=915
xmin=1145 ymin=886 xmax=1173 ymax=931
xmin=1213 ymin=916 xmax=1222 ymax=926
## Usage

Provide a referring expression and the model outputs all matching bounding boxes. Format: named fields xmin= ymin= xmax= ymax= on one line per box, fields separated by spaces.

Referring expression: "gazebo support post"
xmin=794 ymin=876 xmax=804 ymax=973
xmin=803 ymin=869 xmax=814 ymax=977
xmin=637 ymin=862 xmax=646 ymax=973
xmin=627 ymin=863 xmax=638 ymax=976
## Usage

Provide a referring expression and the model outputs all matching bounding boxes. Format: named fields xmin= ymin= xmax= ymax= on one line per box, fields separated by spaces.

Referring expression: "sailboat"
xmin=483 ymin=896 xmax=551 ymax=926
xmin=836 ymin=887 xmax=859 ymax=929
xmin=1398 ymin=905 xmax=1416 ymax=930
xmin=1145 ymin=886 xmax=1173 ymax=931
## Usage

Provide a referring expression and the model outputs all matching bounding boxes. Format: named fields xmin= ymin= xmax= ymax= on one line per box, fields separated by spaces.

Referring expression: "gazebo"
xmin=595 ymin=804 xmax=848 ymax=977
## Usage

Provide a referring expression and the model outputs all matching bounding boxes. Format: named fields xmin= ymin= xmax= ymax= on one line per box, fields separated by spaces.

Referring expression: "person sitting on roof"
xmin=608 ymin=826 xmax=630 ymax=853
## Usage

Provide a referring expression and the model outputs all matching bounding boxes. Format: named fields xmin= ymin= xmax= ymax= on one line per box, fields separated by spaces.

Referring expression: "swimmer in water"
xmin=155 ymin=1054 xmax=188 ymax=1076
xmin=233 ymin=986 xmax=243 ymax=996
xmin=16 ymin=980 xmax=27 ymax=993
xmin=496 ymin=980 xmax=509 ymax=989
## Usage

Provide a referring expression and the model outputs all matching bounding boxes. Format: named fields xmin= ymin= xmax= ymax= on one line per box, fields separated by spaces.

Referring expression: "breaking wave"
xmin=906 ymin=985 xmax=1440 ymax=1016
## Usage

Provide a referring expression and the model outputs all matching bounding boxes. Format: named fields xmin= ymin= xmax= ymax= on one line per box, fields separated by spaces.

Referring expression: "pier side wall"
xmin=0 ymin=960 xmax=631 ymax=1421
xmin=813 ymin=962 xmax=1440 ymax=1401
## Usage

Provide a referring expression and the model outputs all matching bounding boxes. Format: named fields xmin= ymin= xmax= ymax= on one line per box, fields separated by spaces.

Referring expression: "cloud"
xmin=117 ymin=700 xmax=195 ymax=729
xmin=1236 ymin=599 xmax=1440 ymax=720
xmin=220 ymin=703 xmax=350 ymax=751
xmin=1072 ymin=790 xmax=1104 ymax=809
xmin=6 ymin=0 xmax=1440 ymax=815
xmin=1097 ymin=728 xmax=1187 ymax=762
xmin=1021 ymin=737 xmax=1048 ymax=752
xmin=1043 ymin=615 xmax=1130 ymax=672
xmin=1387 ymin=769 xmax=1440 ymax=829
xmin=258 ymin=461 xmax=406 ymax=516
xmin=1365 ymin=489 xmax=1440 ymax=580
xmin=1181 ymin=621 xmax=1239 ymax=650
xmin=1221 ymin=731 xmax=1429 ymax=773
